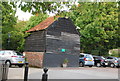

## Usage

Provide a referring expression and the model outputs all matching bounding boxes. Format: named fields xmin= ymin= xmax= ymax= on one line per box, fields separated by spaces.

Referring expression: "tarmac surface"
xmin=8 ymin=66 xmax=119 ymax=80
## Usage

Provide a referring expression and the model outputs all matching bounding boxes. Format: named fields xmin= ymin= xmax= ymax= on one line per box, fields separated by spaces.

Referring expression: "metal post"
xmin=2 ymin=64 xmax=6 ymax=81
xmin=42 ymin=68 xmax=48 ymax=81
xmin=1 ymin=60 xmax=9 ymax=81
xmin=24 ymin=62 xmax=29 ymax=81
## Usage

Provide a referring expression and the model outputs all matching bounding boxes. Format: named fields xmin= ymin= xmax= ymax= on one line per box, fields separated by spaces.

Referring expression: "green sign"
xmin=61 ymin=49 xmax=66 ymax=52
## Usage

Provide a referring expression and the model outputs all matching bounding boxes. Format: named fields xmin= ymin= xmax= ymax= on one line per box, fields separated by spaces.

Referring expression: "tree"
xmin=1 ymin=2 xmax=17 ymax=34
xmin=23 ymin=13 xmax=48 ymax=31
xmin=1 ymin=2 xmax=17 ymax=50
xmin=2 ymin=20 xmax=28 ymax=52
xmin=11 ymin=21 xmax=28 ymax=52
xmin=10 ymin=2 xmax=71 ymax=15
xmin=61 ymin=2 xmax=119 ymax=56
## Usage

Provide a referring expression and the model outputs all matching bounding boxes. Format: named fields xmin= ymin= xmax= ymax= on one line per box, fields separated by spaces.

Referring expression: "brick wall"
xmin=23 ymin=52 xmax=44 ymax=67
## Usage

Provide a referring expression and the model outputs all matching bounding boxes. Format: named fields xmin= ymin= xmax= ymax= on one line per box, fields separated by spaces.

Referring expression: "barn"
xmin=24 ymin=16 xmax=80 ymax=67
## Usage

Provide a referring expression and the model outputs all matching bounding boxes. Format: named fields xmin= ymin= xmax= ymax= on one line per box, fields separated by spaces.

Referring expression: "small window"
xmin=16 ymin=52 xmax=23 ymax=56
xmin=79 ymin=55 xmax=84 ymax=57
xmin=107 ymin=57 xmax=113 ymax=59
xmin=86 ymin=55 xmax=92 ymax=58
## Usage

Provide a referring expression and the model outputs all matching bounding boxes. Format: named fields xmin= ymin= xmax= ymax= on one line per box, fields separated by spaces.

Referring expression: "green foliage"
xmin=60 ymin=2 xmax=119 ymax=56
xmin=63 ymin=58 xmax=69 ymax=64
xmin=110 ymin=49 xmax=119 ymax=57
xmin=91 ymin=50 xmax=99 ymax=56
xmin=2 ymin=21 xmax=28 ymax=52
xmin=13 ymin=2 xmax=71 ymax=15
xmin=14 ymin=21 xmax=28 ymax=32
xmin=18 ymin=2 xmax=55 ymax=14
xmin=1 ymin=3 xmax=28 ymax=52
xmin=110 ymin=54 xmax=119 ymax=57
xmin=24 ymin=13 xmax=48 ymax=31
xmin=1 ymin=2 xmax=17 ymax=50
xmin=1 ymin=2 xmax=17 ymax=34
xmin=1 ymin=2 xmax=26 ymax=52
xmin=12 ymin=21 xmax=28 ymax=52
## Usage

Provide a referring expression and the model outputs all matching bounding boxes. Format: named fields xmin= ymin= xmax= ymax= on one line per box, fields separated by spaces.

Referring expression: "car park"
xmin=0 ymin=50 xmax=25 ymax=67
xmin=93 ymin=55 xmax=106 ymax=67
xmin=79 ymin=53 xmax=94 ymax=67
xmin=105 ymin=56 xmax=120 ymax=68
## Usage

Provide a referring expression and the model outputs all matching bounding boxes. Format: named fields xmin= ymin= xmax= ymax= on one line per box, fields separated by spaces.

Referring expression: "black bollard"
xmin=24 ymin=62 xmax=29 ymax=81
xmin=1 ymin=60 xmax=9 ymax=81
xmin=42 ymin=68 xmax=48 ymax=81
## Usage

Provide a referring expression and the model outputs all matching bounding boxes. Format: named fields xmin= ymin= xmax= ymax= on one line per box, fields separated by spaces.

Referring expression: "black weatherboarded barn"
xmin=24 ymin=16 xmax=80 ymax=67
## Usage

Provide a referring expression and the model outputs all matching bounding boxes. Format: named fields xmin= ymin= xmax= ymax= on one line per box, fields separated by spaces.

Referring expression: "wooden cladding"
xmin=25 ymin=30 xmax=46 ymax=52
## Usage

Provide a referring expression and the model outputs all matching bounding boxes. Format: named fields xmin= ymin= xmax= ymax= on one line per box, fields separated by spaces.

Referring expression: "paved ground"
xmin=8 ymin=66 xmax=119 ymax=79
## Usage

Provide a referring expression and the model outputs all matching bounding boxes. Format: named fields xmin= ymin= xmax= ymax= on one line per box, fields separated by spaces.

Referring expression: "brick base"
xmin=23 ymin=52 xmax=44 ymax=68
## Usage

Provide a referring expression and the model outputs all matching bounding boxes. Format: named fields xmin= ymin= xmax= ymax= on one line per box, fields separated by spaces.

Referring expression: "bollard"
xmin=24 ymin=62 xmax=29 ymax=81
xmin=2 ymin=64 xmax=6 ymax=81
xmin=42 ymin=68 xmax=48 ymax=81
xmin=1 ymin=60 xmax=9 ymax=81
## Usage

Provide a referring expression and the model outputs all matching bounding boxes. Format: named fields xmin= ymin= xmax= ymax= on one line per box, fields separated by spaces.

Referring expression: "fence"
xmin=0 ymin=60 xmax=9 ymax=81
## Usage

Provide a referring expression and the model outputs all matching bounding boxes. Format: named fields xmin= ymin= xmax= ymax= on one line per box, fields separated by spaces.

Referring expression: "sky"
xmin=15 ymin=7 xmax=67 ymax=21
xmin=15 ymin=8 xmax=63 ymax=21
xmin=15 ymin=2 xmax=73 ymax=21
xmin=15 ymin=5 xmax=70 ymax=21
xmin=15 ymin=8 xmax=33 ymax=21
xmin=15 ymin=1 xmax=34 ymax=21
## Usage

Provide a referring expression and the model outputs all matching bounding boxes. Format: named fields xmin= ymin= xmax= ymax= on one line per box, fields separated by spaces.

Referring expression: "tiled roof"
xmin=26 ymin=16 xmax=58 ymax=32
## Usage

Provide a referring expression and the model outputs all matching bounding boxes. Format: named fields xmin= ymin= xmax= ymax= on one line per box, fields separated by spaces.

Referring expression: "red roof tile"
xmin=26 ymin=16 xmax=58 ymax=32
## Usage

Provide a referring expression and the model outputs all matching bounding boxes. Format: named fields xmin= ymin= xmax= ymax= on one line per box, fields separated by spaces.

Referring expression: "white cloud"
xmin=15 ymin=8 xmax=33 ymax=21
